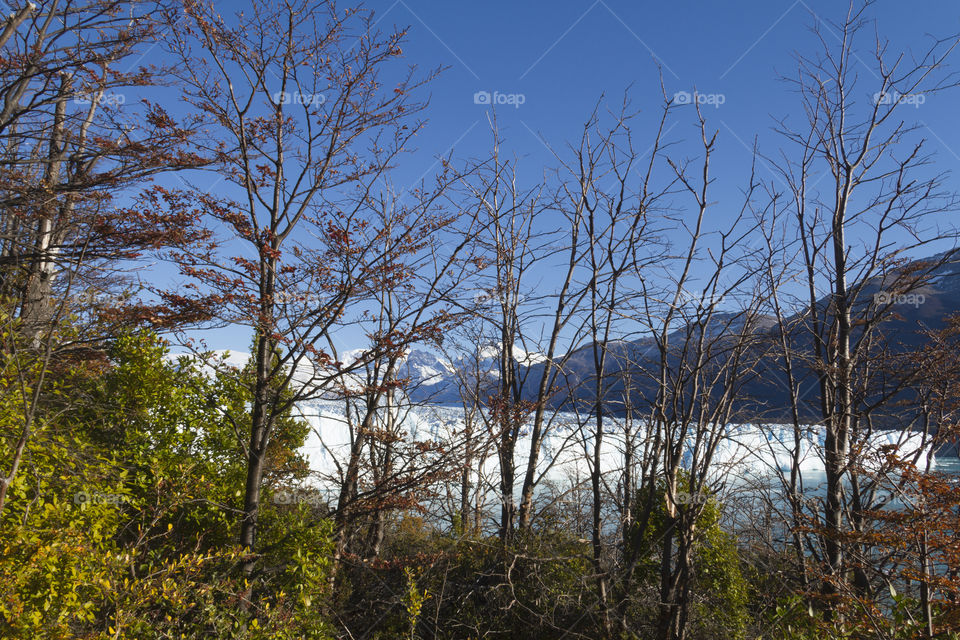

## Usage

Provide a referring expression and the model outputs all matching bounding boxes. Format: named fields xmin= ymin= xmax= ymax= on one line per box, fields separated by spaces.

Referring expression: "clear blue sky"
xmin=178 ymin=0 xmax=960 ymax=353
xmin=367 ymin=0 xmax=960 ymax=192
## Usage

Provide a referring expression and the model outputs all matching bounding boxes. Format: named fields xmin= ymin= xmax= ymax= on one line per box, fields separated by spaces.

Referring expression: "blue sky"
xmin=363 ymin=0 xmax=960 ymax=190
xmin=170 ymin=0 xmax=960 ymax=354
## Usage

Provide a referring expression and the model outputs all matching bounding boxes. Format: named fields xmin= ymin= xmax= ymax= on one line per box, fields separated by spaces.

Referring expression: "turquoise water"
xmin=934 ymin=455 xmax=960 ymax=474
xmin=762 ymin=454 xmax=960 ymax=501
xmin=725 ymin=455 xmax=960 ymax=539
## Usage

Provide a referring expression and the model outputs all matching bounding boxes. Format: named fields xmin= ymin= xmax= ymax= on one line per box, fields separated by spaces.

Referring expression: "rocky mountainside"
xmin=398 ymin=251 xmax=960 ymax=423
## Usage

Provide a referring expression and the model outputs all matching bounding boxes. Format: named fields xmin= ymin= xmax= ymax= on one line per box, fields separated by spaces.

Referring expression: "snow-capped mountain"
xmin=206 ymin=251 xmax=960 ymax=426
xmin=400 ymin=349 xmax=453 ymax=386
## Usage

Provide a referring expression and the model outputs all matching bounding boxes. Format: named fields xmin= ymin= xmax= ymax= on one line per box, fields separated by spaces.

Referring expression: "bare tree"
xmin=552 ymin=95 xmax=672 ymax=636
xmin=764 ymin=0 xmax=960 ymax=611
xmin=454 ymin=119 xmax=589 ymax=543
xmin=157 ymin=0 xmax=450 ymax=609
xmin=318 ymin=177 xmax=482 ymax=578
xmin=620 ymin=103 xmax=767 ymax=640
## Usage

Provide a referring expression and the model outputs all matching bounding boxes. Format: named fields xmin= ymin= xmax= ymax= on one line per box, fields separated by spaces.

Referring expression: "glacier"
xmin=293 ymin=398 xmax=940 ymax=509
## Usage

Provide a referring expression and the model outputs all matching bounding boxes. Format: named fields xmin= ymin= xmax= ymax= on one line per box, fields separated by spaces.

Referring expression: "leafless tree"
xmin=617 ymin=103 xmax=768 ymax=640
xmin=453 ymin=118 xmax=590 ymax=544
xmin=762 ymin=0 xmax=960 ymax=612
xmin=551 ymin=95 xmax=672 ymax=636
xmin=317 ymin=177 xmax=482 ymax=577
xmin=158 ymin=0 xmax=459 ymax=609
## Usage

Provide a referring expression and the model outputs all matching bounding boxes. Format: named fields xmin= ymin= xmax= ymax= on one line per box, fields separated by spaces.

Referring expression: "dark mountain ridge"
xmin=403 ymin=251 xmax=960 ymax=430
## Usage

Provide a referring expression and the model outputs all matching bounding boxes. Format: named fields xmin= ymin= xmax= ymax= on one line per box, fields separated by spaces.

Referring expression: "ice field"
xmin=293 ymin=398 xmax=939 ymax=507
